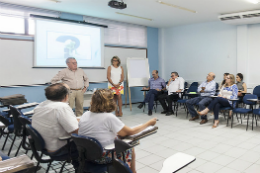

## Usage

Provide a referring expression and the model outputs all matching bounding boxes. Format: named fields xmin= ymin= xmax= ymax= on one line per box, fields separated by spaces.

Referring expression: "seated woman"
xmin=236 ymin=73 xmax=247 ymax=97
xmin=78 ymin=89 xmax=157 ymax=173
xmin=198 ymin=74 xmax=238 ymax=128
xmin=219 ymin=73 xmax=229 ymax=89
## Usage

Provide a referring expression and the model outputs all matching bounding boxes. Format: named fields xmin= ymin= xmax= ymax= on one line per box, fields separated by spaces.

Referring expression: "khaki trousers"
xmin=69 ymin=90 xmax=84 ymax=117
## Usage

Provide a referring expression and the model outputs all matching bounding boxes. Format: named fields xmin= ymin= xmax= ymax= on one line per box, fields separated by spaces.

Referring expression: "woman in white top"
xmin=198 ymin=74 xmax=238 ymax=128
xmin=78 ymin=89 xmax=157 ymax=173
xmin=107 ymin=56 xmax=124 ymax=117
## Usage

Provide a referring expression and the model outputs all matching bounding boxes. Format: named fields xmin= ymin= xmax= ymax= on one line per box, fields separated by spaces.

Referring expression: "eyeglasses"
xmin=70 ymin=62 xmax=77 ymax=64
xmin=113 ymin=60 xmax=118 ymax=62
xmin=226 ymin=77 xmax=230 ymax=79
xmin=171 ymin=75 xmax=174 ymax=77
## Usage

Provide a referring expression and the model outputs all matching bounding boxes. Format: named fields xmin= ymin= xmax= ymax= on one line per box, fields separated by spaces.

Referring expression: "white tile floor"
xmin=118 ymin=104 xmax=260 ymax=173
xmin=1 ymin=104 xmax=260 ymax=173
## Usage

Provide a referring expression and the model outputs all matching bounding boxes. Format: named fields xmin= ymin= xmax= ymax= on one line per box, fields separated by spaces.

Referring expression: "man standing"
xmin=186 ymin=72 xmax=216 ymax=124
xmin=138 ymin=70 xmax=166 ymax=116
xmin=51 ymin=57 xmax=89 ymax=117
xmin=158 ymin=72 xmax=184 ymax=116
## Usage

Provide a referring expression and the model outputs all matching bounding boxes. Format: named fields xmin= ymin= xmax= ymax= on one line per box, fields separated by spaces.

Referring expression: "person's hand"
xmin=218 ymin=94 xmax=222 ymax=97
xmin=176 ymin=89 xmax=182 ymax=93
xmin=114 ymin=84 xmax=120 ymax=88
xmin=155 ymin=89 xmax=160 ymax=91
xmin=82 ymin=87 xmax=87 ymax=93
xmin=169 ymin=78 xmax=173 ymax=82
xmin=200 ymin=90 xmax=205 ymax=93
xmin=142 ymin=87 xmax=148 ymax=90
xmin=147 ymin=118 xmax=157 ymax=126
xmin=238 ymin=92 xmax=243 ymax=97
xmin=201 ymin=87 xmax=205 ymax=90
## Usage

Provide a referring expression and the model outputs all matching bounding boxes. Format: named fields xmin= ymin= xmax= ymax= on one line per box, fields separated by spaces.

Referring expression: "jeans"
xmin=186 ymin=96 xmax=212 ymax=120
xmin=143 ymin=89 xmax=161 ymax=111
xmin=48 ymin=141 xmax=79 ymax=169
xmin=158 ymin=93 xmax=179 ymax=112
xmin=208 ymin=97 xmax=230 ymax=120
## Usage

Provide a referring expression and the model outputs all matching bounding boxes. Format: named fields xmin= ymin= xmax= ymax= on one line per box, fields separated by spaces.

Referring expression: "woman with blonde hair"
xmin=107 ymin=56 xmax=124 ymax=117
xmin=79 ymin=89 xmax=157 ymax=173
xmin=198 ymin=74 xmax=238 ymax=128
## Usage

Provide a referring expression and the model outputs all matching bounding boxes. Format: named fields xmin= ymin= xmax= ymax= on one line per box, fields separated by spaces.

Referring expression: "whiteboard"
xmin=127 ymin=58 xmax=150 ymax=87
xmin=0 ymin=39 xmax=146 ymax=86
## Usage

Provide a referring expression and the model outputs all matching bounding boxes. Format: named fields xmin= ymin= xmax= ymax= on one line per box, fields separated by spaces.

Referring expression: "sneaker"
xmin=148 ymin=110 xmax=152 ymax=116
xmin=138 ymin=103 xmax=144 ymax=109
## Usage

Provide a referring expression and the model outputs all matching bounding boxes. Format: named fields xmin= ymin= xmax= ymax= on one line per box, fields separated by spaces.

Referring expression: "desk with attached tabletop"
xmin=83 ymin=91 xmax=94 ymax=108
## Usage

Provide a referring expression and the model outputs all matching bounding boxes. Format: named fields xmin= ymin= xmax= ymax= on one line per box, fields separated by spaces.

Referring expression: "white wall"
xmin=159 ymin=22 xmax=237 ymax=84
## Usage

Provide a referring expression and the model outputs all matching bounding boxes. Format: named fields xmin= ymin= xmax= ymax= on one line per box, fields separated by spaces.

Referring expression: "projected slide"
xmin=47 ymin=32 xmax=91 ymax=60
xmin=34 ymin=20 xmax=104 ymax=67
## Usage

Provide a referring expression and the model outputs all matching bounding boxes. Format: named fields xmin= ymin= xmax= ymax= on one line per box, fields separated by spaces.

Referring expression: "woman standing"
xmin=107 ymin=56 xmax=124 ymax=117
xmin=236 ymin=73 xmax=247 ymax=97
xmin=198 ymin=74 xmax=238 ymax=128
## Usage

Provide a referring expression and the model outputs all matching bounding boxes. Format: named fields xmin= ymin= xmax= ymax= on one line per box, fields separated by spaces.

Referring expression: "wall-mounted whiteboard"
xmin=0 ymin=39 xmax=146 ymax=86
xmin=127 ymin=58 xmax=150 ymax=87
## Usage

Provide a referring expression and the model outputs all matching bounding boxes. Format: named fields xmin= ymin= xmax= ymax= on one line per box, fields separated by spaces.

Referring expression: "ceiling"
xmin=1 ymin=0 xmax=260 ymax=28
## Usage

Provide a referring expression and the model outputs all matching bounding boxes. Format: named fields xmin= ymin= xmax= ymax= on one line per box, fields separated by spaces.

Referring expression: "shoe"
xmin=212 ymin=120 xmax=219 ymax=128
xmin=148 ymin=110 xmax=152 ymax=116
xmin=161 ymin=110 xmax=167 ymax=114
xmin=138 ymin=103 xmax=144 ymax=109
xmin=189 ymin=116 xmax=199 ymax=121
xmin=165 ymin=111 xmax=174 ymax=116
xmin=200 ymin=119 xmax=208 ymax=125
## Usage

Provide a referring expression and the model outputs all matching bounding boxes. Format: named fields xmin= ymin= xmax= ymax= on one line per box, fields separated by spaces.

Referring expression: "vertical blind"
xmin=84 ymin=16 xmax=147 ymax=48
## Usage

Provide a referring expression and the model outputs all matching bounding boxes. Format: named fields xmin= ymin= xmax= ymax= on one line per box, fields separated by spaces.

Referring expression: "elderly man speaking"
xmin=51 ymin=57 xmax=89 ymax=117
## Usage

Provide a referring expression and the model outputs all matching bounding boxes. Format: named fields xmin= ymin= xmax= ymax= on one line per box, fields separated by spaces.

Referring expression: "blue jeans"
xmin=208 ymin=97 xmax=230 ymax=120
xmin=186 ymin=96 xmax=212 ymax=120
xmin=48 ymin=141 xmax=79 ymax=169
xmin=143 ymin=89 xmax=160 ymax=111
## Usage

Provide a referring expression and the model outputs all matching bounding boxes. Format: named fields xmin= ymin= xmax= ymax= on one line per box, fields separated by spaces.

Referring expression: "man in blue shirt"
xmin=138 ymin=70 xmax=166 ymax=116
xmin=186 ymin=72 xmax=216 ymax=124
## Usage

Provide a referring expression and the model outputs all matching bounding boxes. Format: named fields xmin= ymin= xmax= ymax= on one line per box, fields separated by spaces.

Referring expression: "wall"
xmin=159 ymin=22 xmax=237 ymax=84
xmin=0 ymin=24 xmax=159 ymax=105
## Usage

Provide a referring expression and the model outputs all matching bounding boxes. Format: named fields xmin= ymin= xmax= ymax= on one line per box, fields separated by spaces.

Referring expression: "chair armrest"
xmin=16 ymin=102 xmax=39 ymax=110
xmin=59 ymin=136 xmax=71 ymax=141
xmin=247 ymin=99 xmax=258 ymax=102
xmin=104 ymin=139 xmax=137 ymax=151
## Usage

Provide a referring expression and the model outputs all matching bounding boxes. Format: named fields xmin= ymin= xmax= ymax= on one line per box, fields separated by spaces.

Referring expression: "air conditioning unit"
xmin=218 ymin=10 xmax=260 ymax=25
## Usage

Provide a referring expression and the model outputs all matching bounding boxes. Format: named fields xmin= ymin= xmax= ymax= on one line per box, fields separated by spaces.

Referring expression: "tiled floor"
xmin=1 ymin=104 xmax=260 ymax=173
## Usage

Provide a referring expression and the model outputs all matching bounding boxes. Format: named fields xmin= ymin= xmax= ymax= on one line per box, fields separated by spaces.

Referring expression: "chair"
xmin=9 ymin=105 xmax=28 ymax=156
xmin=231 ymin=94 xmax=258 ymax=130
xmin=0 ymin=114 xmax=14 ymax=152
xmin=190 ymin=82 xmax=198 ymax=87
xmin=71 ymin=133 xmax=108 ymax=173
xmin=253 ymin=85 xmax=260 ymax=99
xmin=25 ymin=124 xmax=73 ymax=173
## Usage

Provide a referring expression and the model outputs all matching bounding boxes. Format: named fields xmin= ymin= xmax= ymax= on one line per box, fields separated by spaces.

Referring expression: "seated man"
xmin=138 ymin=70 xmax=166 ymax=116
xmin=158 ymin=72 xmax=184 ymax=116
xmin=186 ymin=72 xmax=216 ymax=124
xmin=32 ymin=83 xmax=79 ymax=169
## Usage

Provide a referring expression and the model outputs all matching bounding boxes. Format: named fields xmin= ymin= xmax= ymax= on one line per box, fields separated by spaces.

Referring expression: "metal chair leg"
xmin=15 ymin=139 xmax=23 ymax=156
xmin=59 ymin=161 xmax=67 ymax=173
xmin=8 ymin=134 xmax=17 ymax=156
xmin=2 ymin=133 xmax=9 ymax=150
xmin=46 ymin=161 xmax=53 ymax=173
xmin=246 ymin=114 xmax=250 ymax=131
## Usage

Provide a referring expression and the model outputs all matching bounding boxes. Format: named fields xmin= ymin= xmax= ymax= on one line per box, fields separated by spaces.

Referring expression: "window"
xmin=28 ymin=19 xmax=35 ymax=35
xmin=0 ymin=15 xmax=25 ymax=34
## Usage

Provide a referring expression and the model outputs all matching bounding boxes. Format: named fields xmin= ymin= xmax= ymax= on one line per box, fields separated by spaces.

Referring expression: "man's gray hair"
xmin=66 ymin=57 xmax=76 ymax=64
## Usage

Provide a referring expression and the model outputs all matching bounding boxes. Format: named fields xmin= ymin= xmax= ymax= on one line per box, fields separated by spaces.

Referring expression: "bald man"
xmin=186 ymin=72 xmax=216 ymax=124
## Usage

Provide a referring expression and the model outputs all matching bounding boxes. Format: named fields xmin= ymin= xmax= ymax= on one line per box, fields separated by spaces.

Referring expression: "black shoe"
xmin=148 ymin=110 xmax=152 ymax=116
xmin=166 ymin=111 xmax=174 ymax=116
xmin=161 ymin=110 xmax=167 ymax=114
xmin=138 ymin=103 xmax=144 ymax=109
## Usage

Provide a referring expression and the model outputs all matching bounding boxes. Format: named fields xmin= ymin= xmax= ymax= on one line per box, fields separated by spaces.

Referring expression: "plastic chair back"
xmin=190 ymin=82 xmax=198 ymax=87
xmin=243 ymin=94 xmax=258 ymax=105
xmin=10 ymin=106 xmax=23 ymax=136
xmin=26 ymin=124 xmax=45 ymax=151
xmin=253 ymin=85 xmax=260 ymax=99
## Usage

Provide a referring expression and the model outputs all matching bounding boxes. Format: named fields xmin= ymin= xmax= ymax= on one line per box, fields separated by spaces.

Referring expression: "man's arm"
xmin=51 ymin=70 xmax=65 ymax=84
xmin=204 ymin=82 xmax=216 ymax=93
xmin=197 ymin=83 xmax=203 ymax=93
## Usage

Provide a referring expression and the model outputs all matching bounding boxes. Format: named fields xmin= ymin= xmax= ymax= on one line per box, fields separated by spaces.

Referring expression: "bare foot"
xmin=118 ymin=111 xmax=123 ymax=117
xmin=115 ymin=110 xmax=119 ymax=116
xmin=212 ymin=120 xmax=219 ymax=128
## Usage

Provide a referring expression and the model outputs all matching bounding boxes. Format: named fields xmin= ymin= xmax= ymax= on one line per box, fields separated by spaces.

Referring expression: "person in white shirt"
xmin=79 ymin=89 xmax=157 ymax=173
xmin=32 ymin=83 xmax=79 ymax=169
xmin=158 ymin=72 xmax=184 ymax=116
